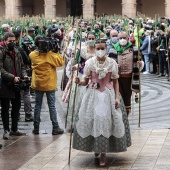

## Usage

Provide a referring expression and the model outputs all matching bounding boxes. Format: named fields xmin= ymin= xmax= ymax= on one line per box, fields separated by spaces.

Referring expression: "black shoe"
xmin=25 ymin=114 xmax=33 ymax=122
xmin=0 ymin=144 xmax=2 ymax=149
xmin=32 ymin=129 xmax=39 ymax=135
xmin=52 ymin=127 xmax=64 ymax=135
xmin=10 ymin=130 xmax=26 ymax=136
xmin=3 ymin=130 xmax=10 ymax=140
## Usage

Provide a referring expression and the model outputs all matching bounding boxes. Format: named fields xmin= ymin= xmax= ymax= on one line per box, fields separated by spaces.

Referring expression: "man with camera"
xmin=13 ymin=30 xmax=33 ymax=122
xmin=30 ymin=35 xmax=64 ymax=135
xmin=0 ymin=32 xmax=28 ymax=140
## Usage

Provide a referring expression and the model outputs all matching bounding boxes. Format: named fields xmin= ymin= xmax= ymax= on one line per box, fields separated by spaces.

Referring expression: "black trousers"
xmin=1 ymin=90 xmax=21 ymax=132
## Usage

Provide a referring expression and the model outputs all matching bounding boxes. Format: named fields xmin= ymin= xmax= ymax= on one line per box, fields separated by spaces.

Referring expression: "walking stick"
xmin=68 ymin=26 xmax=82 ymax=164
xmin=137 ymin=24 xmax=142 ymax=128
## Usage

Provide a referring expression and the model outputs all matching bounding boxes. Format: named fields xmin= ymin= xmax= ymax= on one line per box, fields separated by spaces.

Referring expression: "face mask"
xmin=87 ymin=40 xmax=95 ymax=46
xmin=95 ymin=28 xmax=99 ymax=32
xmin=73 ymin=28 xmax=76 ymax=31
xmin=95 ymin=50 xmax=106 ymax=58
xmin=119 ymin=39 xmax=128 ymax=46
xmin=106 ymin=32 xmax=110 ymax=37
xmin=87 ymin=28 xmax=91 ymax=31
xmin=7 ymin=42 xmax=15 ymax=51
xmin=111 ymin=37 xmax=118 ymax=44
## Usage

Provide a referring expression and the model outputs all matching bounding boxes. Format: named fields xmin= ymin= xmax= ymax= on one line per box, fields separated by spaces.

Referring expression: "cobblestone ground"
xmin=0 ymin=70 xmax=170 ymax=170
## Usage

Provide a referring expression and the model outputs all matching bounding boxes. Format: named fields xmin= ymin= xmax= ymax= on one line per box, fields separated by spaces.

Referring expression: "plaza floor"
xmin=0 ymin=72 xmax=170 ymax=170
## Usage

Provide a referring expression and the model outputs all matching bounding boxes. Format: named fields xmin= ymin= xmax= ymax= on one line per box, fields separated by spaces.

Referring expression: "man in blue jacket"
xmin=140 ymin=30 xmax=152 ymax=74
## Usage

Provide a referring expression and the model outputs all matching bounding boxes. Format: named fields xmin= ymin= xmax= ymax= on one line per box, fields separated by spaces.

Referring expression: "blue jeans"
xmin=34 ymin=90 xmax=59 ymax=129
xmin=144 ymin=54 xmax=150 ymax=72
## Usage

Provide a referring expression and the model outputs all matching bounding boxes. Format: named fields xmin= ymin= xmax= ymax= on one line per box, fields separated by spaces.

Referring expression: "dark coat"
xmin=0 ymin=46 xmax=27 ymax=98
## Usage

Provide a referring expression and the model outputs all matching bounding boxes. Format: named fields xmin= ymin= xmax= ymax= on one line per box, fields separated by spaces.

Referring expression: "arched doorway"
xmin=138 ymin=0 xmax=165 ymax=18
xmin=95 ymin=0 xmax=122 ymax=16
xmin=22 ymin=0 xmax=44 ymax=16
xmin=70 ymin=0 xmax=83 ymax=17
xmin=0 ymin=0 xmax=5 ymax=17
xmin=56 ymin=0 xmax=67 ymax=17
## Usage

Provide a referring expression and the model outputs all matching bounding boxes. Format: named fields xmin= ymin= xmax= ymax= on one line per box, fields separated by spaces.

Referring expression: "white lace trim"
xmin=84 ymin=56 xmax=119 ymax=79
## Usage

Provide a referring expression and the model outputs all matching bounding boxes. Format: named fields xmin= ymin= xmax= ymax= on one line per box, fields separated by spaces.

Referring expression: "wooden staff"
xmin=68 ymin=26 xmax=82 ymax=164
xmin=137 ymin=24 xmax=142 ymax=128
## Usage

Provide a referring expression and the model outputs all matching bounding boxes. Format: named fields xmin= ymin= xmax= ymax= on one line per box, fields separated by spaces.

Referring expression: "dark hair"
xmin=34 ymin=35 xmax=43 ymax=47
xmin=95 ymin=39 xmax=107 ymax=44
xmin=3 ymin=32 xmax=15 ymax=41
xmin=87 ymin=32 xmax=95 ymax=37
xmin=12 ymin=30 xmax=20 ymax=39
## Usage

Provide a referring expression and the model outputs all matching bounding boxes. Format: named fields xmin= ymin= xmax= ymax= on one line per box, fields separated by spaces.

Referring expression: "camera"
xmin=37 ymin=37 xmax=60 ymax=53
xmin=22 ymin=38 xmax=35 ymax=55
xmin=14 ymin=79 xmax=31 ymax=91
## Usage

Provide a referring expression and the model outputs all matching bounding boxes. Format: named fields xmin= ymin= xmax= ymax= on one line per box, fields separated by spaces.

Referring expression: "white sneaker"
xmin=143 ymin=71 xmax=150 ymax=74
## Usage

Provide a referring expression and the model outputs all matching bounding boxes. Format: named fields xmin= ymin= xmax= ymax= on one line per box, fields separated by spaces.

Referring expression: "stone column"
xmin=5 ymin=0 xmax=22 ymax=19
xmin=83 ymin=0 xmax=94 ymax=19
xmin=44 ymin=0 xmax=56 ymax=19
xmin=5 ymin=0 xmax=15 ymax=19
xmin=165 ymin=0 xmax=170 ymax=18
xmin=122 ymin=0 xmax=137 ymax=18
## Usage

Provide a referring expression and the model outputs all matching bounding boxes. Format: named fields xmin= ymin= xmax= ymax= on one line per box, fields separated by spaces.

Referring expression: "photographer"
xmin=13 ymin=30 xmax=33 ymax=122
xmin=0 ymin=32 xmax=28 ymax=140
xmin=30 ymin=35 xmax=64 ymax=135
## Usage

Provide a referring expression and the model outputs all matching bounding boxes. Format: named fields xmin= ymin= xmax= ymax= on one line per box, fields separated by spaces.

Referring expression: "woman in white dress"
xmin=73 ymin=39 xmax=131 ymax=166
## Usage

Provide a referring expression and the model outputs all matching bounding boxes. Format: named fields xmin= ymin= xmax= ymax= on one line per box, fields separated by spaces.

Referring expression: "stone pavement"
xmin=0 ymin=71 xmax=170 ymax=170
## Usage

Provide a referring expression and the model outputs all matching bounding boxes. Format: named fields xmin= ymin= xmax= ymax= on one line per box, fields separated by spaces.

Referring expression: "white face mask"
xmin=73 ymin=28 xmax=76 ymax=31
xmin=87 ymin=40 xmax=95 ymax=46
xmin=95 ymin=50 xmax=106 ymax=58
xmin=119 ymin=39 xmax=128 ymax=46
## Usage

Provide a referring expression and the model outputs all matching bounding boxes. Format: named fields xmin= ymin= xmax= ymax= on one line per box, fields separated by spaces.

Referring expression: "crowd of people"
xmin=0 ymin=15 xmax=169 ymax=166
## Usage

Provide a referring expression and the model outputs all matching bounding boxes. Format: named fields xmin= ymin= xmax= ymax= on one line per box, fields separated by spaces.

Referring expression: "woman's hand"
xmin=71 ymin=65 xmax=78 ymax=71
xmin=115 ymin=98 xmax=120 ymax=109
xmin=74 ymin=76 xmax=80 ymax=84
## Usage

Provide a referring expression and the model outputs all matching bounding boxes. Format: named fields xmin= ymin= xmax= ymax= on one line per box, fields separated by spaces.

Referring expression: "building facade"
xmin=0 ymin=0 xmax=170 ymax=19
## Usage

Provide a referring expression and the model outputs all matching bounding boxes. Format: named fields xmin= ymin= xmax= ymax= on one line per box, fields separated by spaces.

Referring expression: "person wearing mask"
xmin=107 ymin=29 xmax=119 ymax=52
xmin=0 ymin=32 xmax=28 ymax=140
xmin=113 ymin=32 xmax=144 ymax=115
xmin=140 ymin=30 xmax=152 ymax=74
xmin=73 ymin=39 xmax=131 ymax=166
xmin=13 ymin=30 xmax=33 ymax=122
xmin=149 ymin=31 xmax=160 ymax=74
xmin=92 ymin=24 xmax=103 ymax=40
xmin=29 ymin=35 xmax=64 ymax=135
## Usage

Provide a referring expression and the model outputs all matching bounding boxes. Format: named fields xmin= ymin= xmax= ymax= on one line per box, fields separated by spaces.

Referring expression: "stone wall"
xmin=0 ymin=0 xmax=5 ymax=17
xmin=1 ymin=0 xmax=169 ymax=19
xmin=96 ymin=0 xmax=122 ymax=15
xmin=140 ymin=0 xmax=165 ymax=18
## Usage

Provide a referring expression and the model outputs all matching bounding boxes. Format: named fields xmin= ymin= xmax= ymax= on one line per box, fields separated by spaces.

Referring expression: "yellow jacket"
xmin=29 ymin=51 xmax=64 ymax=91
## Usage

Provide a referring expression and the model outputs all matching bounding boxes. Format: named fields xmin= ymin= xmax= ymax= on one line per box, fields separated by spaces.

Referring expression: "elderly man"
xmin=113 ymin=31 xmax=143 ymax=115
xmin=107 ymin=29 xmax=119 ymax=52
xmin=1 ymin=24 xmax=10 ymax=33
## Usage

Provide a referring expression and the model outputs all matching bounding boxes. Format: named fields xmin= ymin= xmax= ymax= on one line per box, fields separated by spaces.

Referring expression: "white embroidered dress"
xmin=76 ymin=56 xmax=125 ymax=139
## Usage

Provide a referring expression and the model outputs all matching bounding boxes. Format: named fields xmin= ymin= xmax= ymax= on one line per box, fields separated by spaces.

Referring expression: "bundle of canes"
xmin=61 ymin=27 xmax=71 ymax=93
xmin=137 ymin=24 xmax=142 ymax=128
xmin=65 ymin=24 xmax=79 ymax=130
xmin=68 ymin=26 xmax=82 ymax=164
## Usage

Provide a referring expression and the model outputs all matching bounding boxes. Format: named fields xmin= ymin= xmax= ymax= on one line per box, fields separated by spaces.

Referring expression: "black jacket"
xmin=0 ymin=46 xmax=27 ymax=98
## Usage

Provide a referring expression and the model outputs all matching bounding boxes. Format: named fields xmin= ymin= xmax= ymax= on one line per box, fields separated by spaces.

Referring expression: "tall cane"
xmin=137 ymin=24 xmax=142 ymax=128
xmin=68 ymin=26 xmax=82 ymax=164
